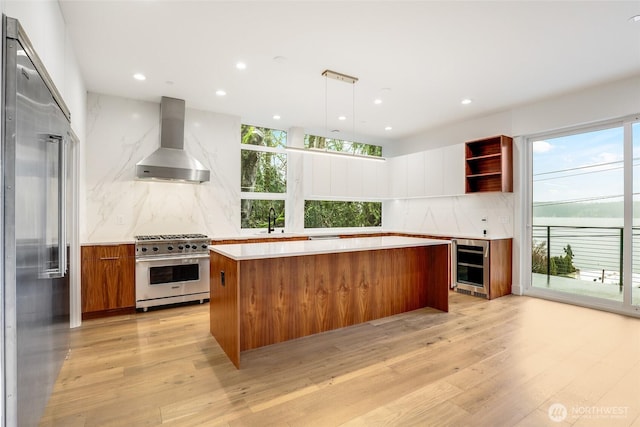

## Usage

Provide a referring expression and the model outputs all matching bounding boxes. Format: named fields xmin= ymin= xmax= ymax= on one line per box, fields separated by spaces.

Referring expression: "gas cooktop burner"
xmin=135 ymin=234 xmax=209 ymax=241
xmin=134 ymin=234 xmax=210 ymax=258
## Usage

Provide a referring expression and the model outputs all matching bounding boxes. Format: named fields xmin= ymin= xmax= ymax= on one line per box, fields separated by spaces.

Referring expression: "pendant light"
xmin=285 ymin=69 xmax=385 ymax=162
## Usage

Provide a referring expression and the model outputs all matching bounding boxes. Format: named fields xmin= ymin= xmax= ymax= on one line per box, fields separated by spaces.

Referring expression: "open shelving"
xmin=465 ymin=135 xmax=513 ymax=193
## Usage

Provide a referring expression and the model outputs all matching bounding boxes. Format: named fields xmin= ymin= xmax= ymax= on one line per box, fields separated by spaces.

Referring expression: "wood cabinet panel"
xmin=210 ymin=245 xmax=450 ymax=368
xmin=81 ymin=244 xmax=135 ymax=319
xmin=488 ymin=238 xmax=513 ymax=300
xmin=209 ymin=252 xmax=240 ymax=367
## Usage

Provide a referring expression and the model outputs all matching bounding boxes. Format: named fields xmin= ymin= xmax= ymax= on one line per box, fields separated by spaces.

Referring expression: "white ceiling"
xmin=59 ymin=1 xmax=640 ymax=146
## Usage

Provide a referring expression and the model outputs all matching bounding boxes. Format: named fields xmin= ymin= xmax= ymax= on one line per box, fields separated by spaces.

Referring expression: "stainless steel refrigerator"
xmin=2 ymin=16 xmax=71 ymax=426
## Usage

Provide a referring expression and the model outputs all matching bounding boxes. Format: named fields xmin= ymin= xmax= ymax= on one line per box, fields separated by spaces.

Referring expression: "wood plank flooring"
xmin=40 ymin=293 xmax=640 ymax=426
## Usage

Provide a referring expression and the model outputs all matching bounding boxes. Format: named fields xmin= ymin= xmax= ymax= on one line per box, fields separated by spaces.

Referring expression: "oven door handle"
xmin=136 ymin=254 xmax=210 ymax=263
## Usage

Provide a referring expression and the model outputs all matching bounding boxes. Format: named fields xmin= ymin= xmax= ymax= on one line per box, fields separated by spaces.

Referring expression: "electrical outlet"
xmin=116 ymin=215 xmax=124 ymax=225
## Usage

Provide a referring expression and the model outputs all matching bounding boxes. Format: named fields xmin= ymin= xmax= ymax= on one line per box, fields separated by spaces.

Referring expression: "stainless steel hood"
xmin=135 ymin=97 xmax=210 ymax=183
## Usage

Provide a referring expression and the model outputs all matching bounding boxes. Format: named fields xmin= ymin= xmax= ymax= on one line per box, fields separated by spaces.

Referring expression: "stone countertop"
xmin=209 ymin=236 xmax=451 ymax=261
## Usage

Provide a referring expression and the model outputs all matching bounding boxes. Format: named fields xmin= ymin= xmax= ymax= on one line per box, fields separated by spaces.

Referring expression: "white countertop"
xmin=209 ymin=236 xmax=450 ymax=261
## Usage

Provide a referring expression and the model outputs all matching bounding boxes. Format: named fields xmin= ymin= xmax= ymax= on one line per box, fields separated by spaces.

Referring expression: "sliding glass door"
xmin=529 ymin=116 xmax=639 ymax=312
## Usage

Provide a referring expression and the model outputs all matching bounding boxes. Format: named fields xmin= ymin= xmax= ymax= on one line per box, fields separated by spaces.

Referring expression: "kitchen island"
xmin=209 ymin=236 xmax=450 ymax=368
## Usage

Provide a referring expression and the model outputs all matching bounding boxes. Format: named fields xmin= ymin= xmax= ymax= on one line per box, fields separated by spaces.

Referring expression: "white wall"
xmin=390 ymin=75 xmax=640 ymax=156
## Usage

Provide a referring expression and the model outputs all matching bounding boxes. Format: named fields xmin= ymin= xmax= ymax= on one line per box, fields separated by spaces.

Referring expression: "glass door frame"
xmin=520 ymin=114 xmax=640 ymax=317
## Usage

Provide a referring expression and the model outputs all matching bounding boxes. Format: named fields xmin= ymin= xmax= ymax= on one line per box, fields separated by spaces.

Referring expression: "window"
xmin=304 ymin=134 xmax=382 ymax=157
xmin=241 ymin=125 xmax=287 ymax=228
xmin=304 ymin=200 xmax=382 ymax=228
xmin=241 ymin=199 xmax=285 ymax=229
xmin=531 ymin=125 xmax=624 ymax=301
xmin=241 ymin=125 xmax=287 ymax=193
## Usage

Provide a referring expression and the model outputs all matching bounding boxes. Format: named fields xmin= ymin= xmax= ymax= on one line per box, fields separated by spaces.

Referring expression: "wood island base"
xmin=210 ymin=243 xmax=450 ymax=368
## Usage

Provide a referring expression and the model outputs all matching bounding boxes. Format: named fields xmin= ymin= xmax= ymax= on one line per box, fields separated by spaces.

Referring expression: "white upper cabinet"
xmin=330 ymin=157 xmax=348 ymax=196
xmin=307 ymin=155 xmax=387 ymax=199
xmin=386 ymin=143 xmax=465 ymax=199
xmin=424 ymin=148 xmax=444 ymax=196
xmin=388 ymin=155 xmax=408 ymax=198
xmin=406 ymin=152 xmax=425 ymax=197
xmin=306 ymin=143 xmax=463 ymax=200
xmin=345 ymin=158 xmax=363 ymax=198
xmin=442 ymin=144 xmax=465 ymax=195
xmin=310 ymin=155 xmax=331 ymax=197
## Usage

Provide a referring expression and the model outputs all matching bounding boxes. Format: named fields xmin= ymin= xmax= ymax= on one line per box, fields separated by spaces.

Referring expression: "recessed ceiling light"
xmin=374 ymin=98 xmax=383 ymax=105
xmin=236 ymin=62 xmax=247 ymax=70
xmin=273 ymin=115 xmax=281 ymax=120
xmin=338 ymin=116 xmax=346 ymax=121
xmin=461 ymin=98 xmax=472 ymax=105
xmin=215 ymin=89 xmax=226 ymax=97
xmin=630 ymin=15 xmax=640 ymax=22
xmin=133 ymin=73 xmax=146 ymax=81
xmin=385 ymin=126 xmax=392 ymax=131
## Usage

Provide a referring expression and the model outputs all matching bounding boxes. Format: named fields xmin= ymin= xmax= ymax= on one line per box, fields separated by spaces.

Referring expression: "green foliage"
xmin=240 ymin=125 xmax=287 ymax=193
xmin=241 ymin=199 xmax=285 ymax=229
xmin=532 ymin=241 xmax=577 ymax=277
xmin=304 ymin=134 xmax=382 ymax=157
xmin=304 ymin=200 xmax=382 ymax=228
xmin=241 ymin=124 xmax=287 ymax=148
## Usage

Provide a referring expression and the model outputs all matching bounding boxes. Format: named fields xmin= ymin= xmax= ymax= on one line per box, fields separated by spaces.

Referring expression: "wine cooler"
xmin=453 ymin=239 xmax=490 ymax=298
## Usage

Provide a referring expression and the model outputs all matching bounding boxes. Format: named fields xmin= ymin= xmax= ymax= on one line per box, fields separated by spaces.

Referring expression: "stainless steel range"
xmin=134 ymin=234 xmax=210 ymax=311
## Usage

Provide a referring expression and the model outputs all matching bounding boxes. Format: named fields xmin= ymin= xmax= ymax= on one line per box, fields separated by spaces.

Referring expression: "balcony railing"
xmin=532 ymin=225 xmax=640 ymax=293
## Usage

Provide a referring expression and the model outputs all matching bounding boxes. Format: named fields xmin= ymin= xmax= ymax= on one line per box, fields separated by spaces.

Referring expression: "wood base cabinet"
xmin=81 ymin=244 xmax=135 ymax=319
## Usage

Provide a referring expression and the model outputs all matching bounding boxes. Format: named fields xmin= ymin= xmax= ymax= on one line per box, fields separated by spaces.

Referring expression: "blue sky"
xmin=532 ymin=125 xmax=628 ymax=205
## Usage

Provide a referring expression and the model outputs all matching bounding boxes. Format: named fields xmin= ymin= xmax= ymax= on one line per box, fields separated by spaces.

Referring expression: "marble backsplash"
xmin=82 ymin=93 xmax=241 ymax=243
xmin=383 ymin=192 xmax=515 ymax=239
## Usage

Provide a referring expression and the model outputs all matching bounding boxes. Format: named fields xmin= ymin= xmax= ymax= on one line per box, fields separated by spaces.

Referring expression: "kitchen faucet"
xmin=267 ymin=207 xmax=276 ymax=234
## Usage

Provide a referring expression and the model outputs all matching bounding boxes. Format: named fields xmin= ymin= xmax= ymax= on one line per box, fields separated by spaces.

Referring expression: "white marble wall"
xmin=383 ymin=192 xmax=514 ymax=239
xmin=83 ymin=93 xmax=241 ymax=243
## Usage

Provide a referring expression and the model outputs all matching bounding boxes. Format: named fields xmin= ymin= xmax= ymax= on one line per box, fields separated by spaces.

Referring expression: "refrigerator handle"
xmin=59 ymin=136 xmax=67 ymax=275
xmin=43 ymin=134 xmax=66 ymax=278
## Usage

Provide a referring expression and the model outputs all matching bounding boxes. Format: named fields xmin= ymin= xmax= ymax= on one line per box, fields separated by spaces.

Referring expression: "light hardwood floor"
xmin=41 ymin=293 xmax=640 ymax=426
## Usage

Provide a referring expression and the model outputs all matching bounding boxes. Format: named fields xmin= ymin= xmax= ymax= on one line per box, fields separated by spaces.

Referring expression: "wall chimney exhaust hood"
xmin=136 ymin=96 xmax=210 ymax=183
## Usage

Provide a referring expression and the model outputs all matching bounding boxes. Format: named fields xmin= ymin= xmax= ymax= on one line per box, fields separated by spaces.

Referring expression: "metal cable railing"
xmin=532 ymin=225 xmax=640 ymax=292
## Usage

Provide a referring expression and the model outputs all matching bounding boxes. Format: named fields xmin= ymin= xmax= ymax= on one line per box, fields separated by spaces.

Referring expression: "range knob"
xmin=201 ymin=244 xmax=208 ymax=249
xmin=141 ymin=247 xmax=147 ymax=252
xmin=167 ymin=246 xmax=173 ymax=251
xmin=178 ymin=245 xmax=184 ymax=250
xmin=184 ymin=244 xmax=191 ymax=249
xmin=152 ymin=247 xmax=159 ymax=252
